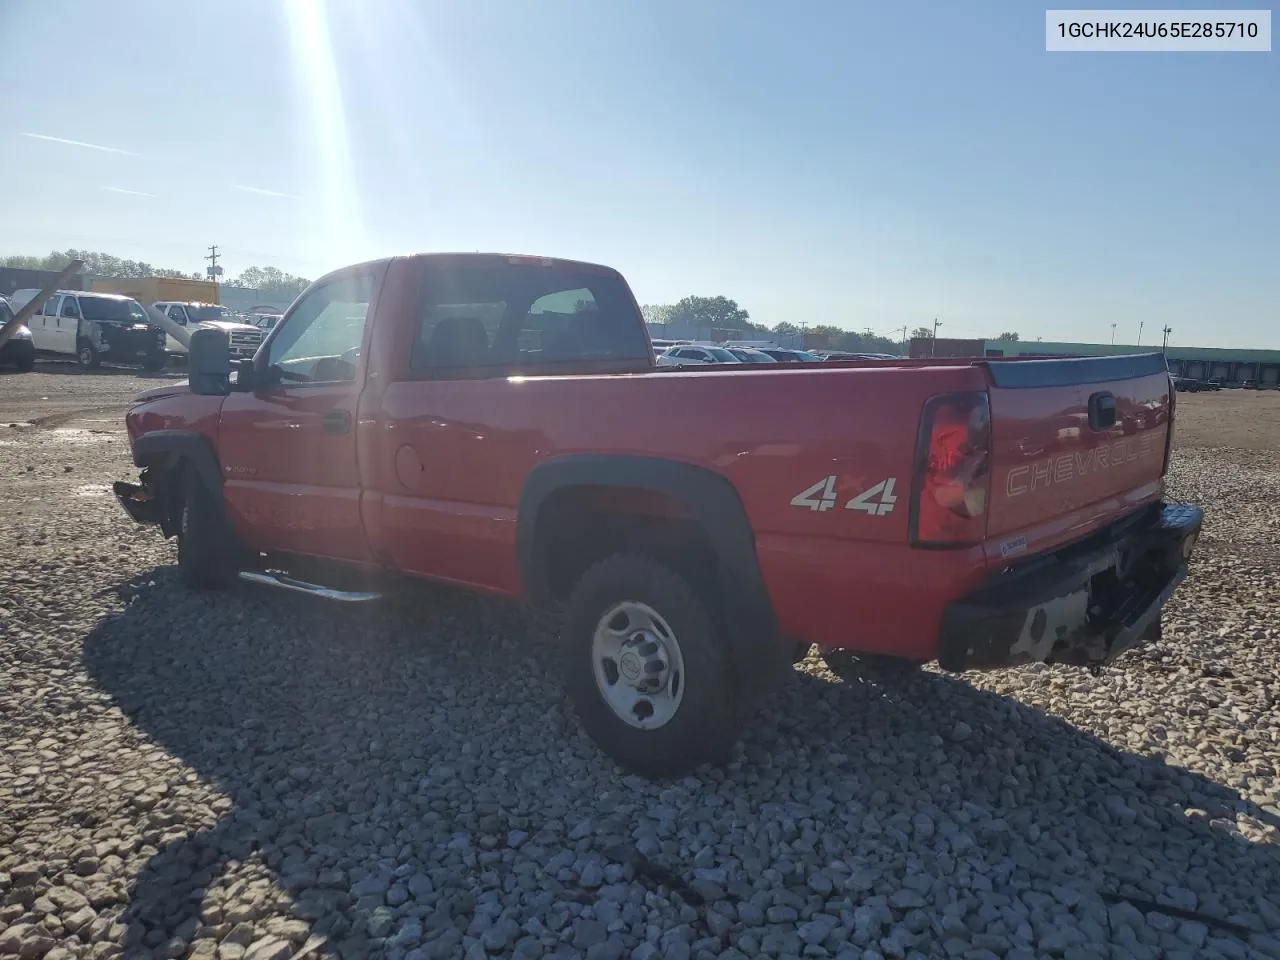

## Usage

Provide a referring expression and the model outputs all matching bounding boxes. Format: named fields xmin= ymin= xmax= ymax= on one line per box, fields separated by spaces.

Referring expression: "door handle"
xmin=323 ymin=409 xmax=352 ymax=435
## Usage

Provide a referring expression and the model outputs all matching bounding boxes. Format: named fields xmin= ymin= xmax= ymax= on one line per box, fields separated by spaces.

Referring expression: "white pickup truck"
xmin=151 ymin=301 xmax=263 ymax=360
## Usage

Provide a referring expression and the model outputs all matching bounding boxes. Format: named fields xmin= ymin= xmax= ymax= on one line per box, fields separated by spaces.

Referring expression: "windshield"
xmin=730 ymin=348 xmax=773 ymax=362
xmin=81 ymin=297 xmax=148 ymax=323
xmin=705 ymin=347 xmax=739 ymax=362
xmin=190 ymin=306 xmax=231 ymax=322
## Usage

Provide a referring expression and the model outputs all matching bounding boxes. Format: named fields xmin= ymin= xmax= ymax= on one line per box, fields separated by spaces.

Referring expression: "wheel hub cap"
xmin=591 ymin=602 xmax=685 ymax=729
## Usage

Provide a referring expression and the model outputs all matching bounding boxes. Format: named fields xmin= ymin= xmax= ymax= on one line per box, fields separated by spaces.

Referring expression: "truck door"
xmin=217 ymin=267 xmax=381 ymax=562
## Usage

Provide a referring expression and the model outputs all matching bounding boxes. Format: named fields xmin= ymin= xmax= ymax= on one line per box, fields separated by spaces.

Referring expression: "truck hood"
xmin=132 ymin=381 xmax=190 ymax=405
xmin=201 ymin=320 xmax=260 ymax=333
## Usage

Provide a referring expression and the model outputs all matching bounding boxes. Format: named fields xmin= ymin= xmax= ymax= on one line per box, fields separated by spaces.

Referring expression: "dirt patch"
xmin=1173 ymin=390 xmax=1280 ymax=452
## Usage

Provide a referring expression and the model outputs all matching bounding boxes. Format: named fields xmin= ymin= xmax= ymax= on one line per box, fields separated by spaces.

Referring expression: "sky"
xmin=0 ymin=0 xmax=1274 ymax=348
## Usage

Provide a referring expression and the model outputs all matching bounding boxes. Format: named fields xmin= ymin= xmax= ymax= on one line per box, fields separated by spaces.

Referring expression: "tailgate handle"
xmin=1088 ymin=391 xmax=1117 ymax=430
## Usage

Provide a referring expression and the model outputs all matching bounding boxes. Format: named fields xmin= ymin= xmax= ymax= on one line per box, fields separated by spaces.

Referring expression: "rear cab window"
xmin=407 ymin=258 xmax=650 ymax=377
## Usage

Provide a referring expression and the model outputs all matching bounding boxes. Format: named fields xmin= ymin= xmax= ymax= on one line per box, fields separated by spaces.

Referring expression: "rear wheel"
xmin=564 ymin=555 xmax=741 ymax=779
xmin=77 ymin=342 xmax=100 ymax=369
xmin=176 ymin=469 xmax=240 ymax=589
xmin=15 ymin=352 xmax=35 ymax=373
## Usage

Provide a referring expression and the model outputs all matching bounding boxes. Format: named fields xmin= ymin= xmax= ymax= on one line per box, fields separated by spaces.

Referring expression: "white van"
xmin=9 ymin=289 xmax=167 ymax=369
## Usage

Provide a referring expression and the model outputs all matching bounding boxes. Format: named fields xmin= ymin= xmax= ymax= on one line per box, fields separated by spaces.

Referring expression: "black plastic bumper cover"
xmin=113 ymin=480 xmax=165 ymax=526
xmin=939 ymin=502 xmax=1203 ymax=672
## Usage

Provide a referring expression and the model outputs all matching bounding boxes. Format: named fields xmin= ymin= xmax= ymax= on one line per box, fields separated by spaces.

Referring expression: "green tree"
xmin=772 ymin=321 xmax=802 ymax=336
xmin=229 ymin=265 xmax=310 ymax=299
xmin=1 ymin=249 xmax=197 ymax=279
xmin=640 ymin=303 xmax=676 ymax=325
xmin=670 ymin=295 xmax=751 ymax=329
xmin=996 ymin=331 xmax=1019 ymax=341
xmin=910 ymin=326 xmax=933 ymax=340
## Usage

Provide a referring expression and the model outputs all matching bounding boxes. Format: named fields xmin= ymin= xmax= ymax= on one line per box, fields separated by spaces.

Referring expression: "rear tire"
xmin=77 ymin=342 xmax=100 ymax=369
xmin=15 ymin=353 xmax=35 ymax=373
xmin=176 ymin=469 xmax=240 ymax=589
xmin=564 ymin=555 xmax=741 ymax=779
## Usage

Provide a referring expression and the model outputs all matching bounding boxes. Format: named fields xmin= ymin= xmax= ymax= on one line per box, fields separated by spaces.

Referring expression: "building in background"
xmin=0 ymin=267 xmax=84 ymax=297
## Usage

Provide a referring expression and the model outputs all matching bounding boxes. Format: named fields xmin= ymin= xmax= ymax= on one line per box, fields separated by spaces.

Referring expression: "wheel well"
xmin=532 ymin=485 xmax=720 ymax=607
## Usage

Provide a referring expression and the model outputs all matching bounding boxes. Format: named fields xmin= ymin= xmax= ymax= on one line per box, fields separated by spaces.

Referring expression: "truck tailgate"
xmin=985 ymin=353 xmax=1172 ymax=553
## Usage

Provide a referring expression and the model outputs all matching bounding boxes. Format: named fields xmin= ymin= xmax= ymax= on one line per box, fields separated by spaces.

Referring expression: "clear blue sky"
xmin=0 ymin=0 xmax=1274 ymax=347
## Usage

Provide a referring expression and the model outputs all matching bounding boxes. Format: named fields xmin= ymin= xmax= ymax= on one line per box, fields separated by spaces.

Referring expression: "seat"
xmin=421 ymin=316 xmax=489 ymax=367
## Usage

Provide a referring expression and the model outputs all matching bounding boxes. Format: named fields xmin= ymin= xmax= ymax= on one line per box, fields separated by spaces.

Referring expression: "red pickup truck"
xmin=114 ymin=253 xmax=1202 ymax=777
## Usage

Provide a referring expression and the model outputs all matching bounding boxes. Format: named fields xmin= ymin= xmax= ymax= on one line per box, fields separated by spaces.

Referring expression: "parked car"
xmin=758 ymin=347 xmax=823 ymax=362
xmin=153 ymin=302 xmax=264 ymax=360
xmin=250 ymin=313 xmax=283 ymax=332
xmin=113 ymin=252 xmax=1201 ymax=778
xmin=657 ymin=344 xmax=743 ymax=365
xmin=10 ymin=288 xmax=166 ymax=370
xmin=725 ymin=346 xmax=776 ymax=363
xmin=0 ymin=296 xmax=36 ymax=372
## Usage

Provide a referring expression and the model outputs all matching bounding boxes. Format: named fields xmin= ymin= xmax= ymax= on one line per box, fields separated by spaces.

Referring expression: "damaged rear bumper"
xmin=938 ymin=502 xmax=1203 ymax=671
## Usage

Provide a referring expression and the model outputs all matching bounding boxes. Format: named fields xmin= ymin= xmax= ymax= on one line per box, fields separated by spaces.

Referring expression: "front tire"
xmin=176 ymin=469 xmax=239 ymax=589
xmin=142 ymin=357 xmax=164 ymax=372
xmin=564 ymin=555 xmax=741 ymax=779
xmin=15 ymin=352 xmax=35 ymax=373
xmin=77 ymin=342 xmax=100 ymax=369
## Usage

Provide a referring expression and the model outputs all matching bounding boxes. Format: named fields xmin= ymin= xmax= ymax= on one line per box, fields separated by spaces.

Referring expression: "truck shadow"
xmin=82 ymin=569 xmax=1280 ymax=957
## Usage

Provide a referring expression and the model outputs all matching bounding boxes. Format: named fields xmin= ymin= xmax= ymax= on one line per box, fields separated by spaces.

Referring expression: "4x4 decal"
xmin=790 ymin=475 xmax=898 ymax=516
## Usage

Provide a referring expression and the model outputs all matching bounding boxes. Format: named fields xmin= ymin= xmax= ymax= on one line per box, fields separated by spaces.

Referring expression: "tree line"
xmin=0 ymin=250 xmax=311 ymax=300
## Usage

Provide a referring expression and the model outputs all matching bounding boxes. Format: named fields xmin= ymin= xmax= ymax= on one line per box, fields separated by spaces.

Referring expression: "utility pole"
xmin=1137 ymin=320 xmax=1144 ymax=346
xmin=931 ymin=318 xmax=941 ymax=357
xmin=1161 ymin=325 xmax=1172 ymax=352
xmin=1111 ymin=322 xmax=1117 ymax=345
xmin=204 ymin=244 xmax=221 ymax=284
xmin=898 ymin=325 xmax=908 ymax=354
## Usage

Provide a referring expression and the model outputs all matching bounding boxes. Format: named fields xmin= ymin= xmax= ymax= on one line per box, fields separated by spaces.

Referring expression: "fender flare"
xmin=132 ymin=429 xmax=227 ymax=523
xmin=517 ymin=454 xmax=786 ymax=697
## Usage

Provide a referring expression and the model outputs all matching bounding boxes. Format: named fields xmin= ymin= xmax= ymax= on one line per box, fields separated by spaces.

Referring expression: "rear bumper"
xmin=938 ymin=502 xmax=1202 ymax=671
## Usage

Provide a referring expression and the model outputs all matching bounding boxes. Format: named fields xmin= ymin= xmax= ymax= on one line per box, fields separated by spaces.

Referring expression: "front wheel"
xmin=77 ymin=342 xmax=100 ymax=369
xmin=564 ymin=555 xmax=741 ymax=779
xmin=176 ymin=469 xmax=240 ymax=589
xmin=142 ymin=357 xmax=164 ymax=372
xmin=15 ymin=352 xmax=35 ymax=373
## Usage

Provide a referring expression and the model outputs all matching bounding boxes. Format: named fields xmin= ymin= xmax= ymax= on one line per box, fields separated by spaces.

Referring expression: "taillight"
xmin=910 ymin=391 xmax=992 ymax=547
xmin=1163 ymin=375 xmax=1176 ymax=475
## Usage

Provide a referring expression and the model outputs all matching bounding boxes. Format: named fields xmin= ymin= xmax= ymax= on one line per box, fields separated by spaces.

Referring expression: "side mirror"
xmin=229 ymin=357 xmax=258 ymax=392
xmin=189 ymin=327 xmax=231 ymax=396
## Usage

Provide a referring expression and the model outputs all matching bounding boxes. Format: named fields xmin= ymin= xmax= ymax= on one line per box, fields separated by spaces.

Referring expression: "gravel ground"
xmin=1 ymin=368 xmax=1279 ymax=960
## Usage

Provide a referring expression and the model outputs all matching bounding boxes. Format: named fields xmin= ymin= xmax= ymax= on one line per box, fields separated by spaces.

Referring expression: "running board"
xmin=238 ymin=570 xmax=382 ymax=602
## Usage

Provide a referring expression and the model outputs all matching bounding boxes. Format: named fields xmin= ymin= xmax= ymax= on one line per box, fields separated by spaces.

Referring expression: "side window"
xmin=266 ymin=273 xmax=373 ymax=383
xmin=40 ymin=295 xmax=59 ymax=318
xmin=61 ymin=297 xmax=80 ymax=318
xmin=409 ymin=262 xmax=648 ymax=376
xmin=167 ymin=305 xmax=188 ymax=324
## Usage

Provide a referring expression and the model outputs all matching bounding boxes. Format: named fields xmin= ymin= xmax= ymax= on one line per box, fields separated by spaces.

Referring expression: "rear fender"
xmin=518 ymin=454 xmax=786 ymax=699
